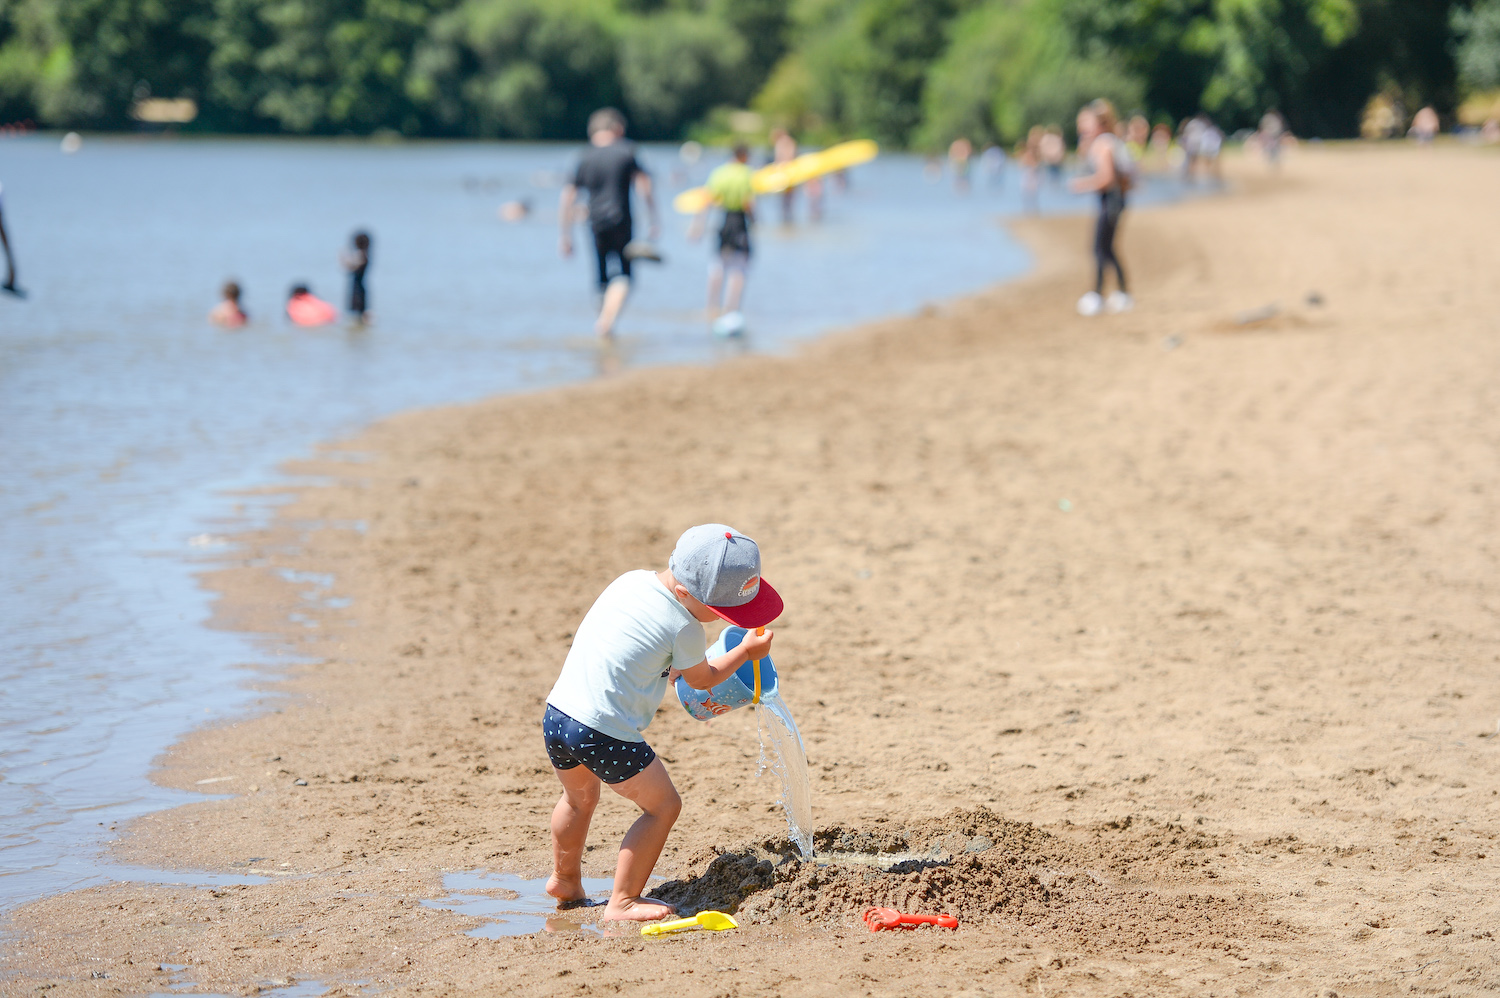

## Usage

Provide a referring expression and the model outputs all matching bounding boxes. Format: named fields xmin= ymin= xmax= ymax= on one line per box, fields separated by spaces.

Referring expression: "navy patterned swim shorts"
xmin=542 ymin=704 xmax=656 ymax=784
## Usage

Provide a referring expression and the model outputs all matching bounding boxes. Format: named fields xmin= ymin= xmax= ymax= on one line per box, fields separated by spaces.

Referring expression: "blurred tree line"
xmin=0 ymin=0 xmax=1486 ymax=143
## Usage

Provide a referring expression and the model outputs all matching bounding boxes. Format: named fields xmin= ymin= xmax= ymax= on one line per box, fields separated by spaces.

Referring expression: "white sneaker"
xmin=711 ymin=311 xmax=746 ymax=337
xmin=1076 ymin=291 xmax=1103 ymax=316
xmin=1106 ymin=291 xmax=1134 ymax=313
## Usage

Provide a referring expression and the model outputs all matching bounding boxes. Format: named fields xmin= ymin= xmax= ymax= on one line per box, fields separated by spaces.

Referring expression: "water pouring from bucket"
xmin=663 ymin=524 xmax=813 ymax=859
xmin=675 ymin=625 xmax=776 ymax=719
xmin=676 ymin=625 xmax=815 ymax=860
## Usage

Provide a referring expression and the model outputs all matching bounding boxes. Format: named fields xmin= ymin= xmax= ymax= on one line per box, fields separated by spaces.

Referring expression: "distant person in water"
xmin=0 ymin=178 xmax=20 ymax=297
xmin=690 ymin=144 xmax=756 ymax=329
xmin=558 ymin=107 xmax=659 ymax=338
xmin=210 ymin=281 xmax=248 ymax=328
xmin=1070 ymin=99 xmax=1134 ymax=316
xmin=1196 ymin=115 xmax=1224 ymax=185
xmin=948 ymin=136 xmax=973 ymax=192
xmin=286 ymin=284 xmax=338 ymax=327
xmin=771 ymin=128 xmax=799 ymax=223
xmin=980 ymin=144 xmax=1006 ymax=188
xmin=1018 ymin=128 xmax=1042 ymax=214
xmin=1039 ymin=127 xmax=1066 ymax=185
xmin=341 ymin=231 xmax=371 ymax=323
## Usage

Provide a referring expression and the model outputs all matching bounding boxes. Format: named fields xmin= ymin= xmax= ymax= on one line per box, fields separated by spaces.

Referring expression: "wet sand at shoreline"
xmin=5 ymin=144 xmax=1499 ymax=996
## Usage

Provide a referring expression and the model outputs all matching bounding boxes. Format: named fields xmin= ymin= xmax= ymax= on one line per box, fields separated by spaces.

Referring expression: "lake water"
xmin=0 ymin=134 xmax=1177 ymax=911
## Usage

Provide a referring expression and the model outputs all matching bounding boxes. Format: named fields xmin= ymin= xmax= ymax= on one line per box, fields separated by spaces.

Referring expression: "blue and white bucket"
xmin=675 ymin=626 xmax=777 ymax=721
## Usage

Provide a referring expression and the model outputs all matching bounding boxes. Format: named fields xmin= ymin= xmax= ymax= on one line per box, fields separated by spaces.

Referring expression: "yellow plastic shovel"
xmin=640 ymin=910 xmax=739 ymax=937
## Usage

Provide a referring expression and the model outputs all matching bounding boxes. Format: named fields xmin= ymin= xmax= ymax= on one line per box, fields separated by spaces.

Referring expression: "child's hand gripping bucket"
xmin=675 ymin=626 xmax=777 ymax=721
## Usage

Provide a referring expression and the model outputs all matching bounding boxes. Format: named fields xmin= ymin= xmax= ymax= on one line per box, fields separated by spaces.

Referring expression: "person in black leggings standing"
xmin=1070 ymin=99 xmax=1134 ymax=316
xmin=559 ymin=108 xmax=659 ymax=338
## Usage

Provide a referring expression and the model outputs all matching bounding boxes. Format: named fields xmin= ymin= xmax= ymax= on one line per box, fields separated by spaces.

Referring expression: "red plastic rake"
xmin=862 ymin=907 xmax=959 ymax=931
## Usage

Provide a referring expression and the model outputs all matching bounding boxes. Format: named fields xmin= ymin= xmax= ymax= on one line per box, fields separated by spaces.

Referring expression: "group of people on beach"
xmin=210 ymin=231 xmax=372 ymax=330
xmin=1034 ymin=102 xmax=1294 ymax=317
xmin=921 ymin=101 xmax=1286 ymax=320
xmin=196 ymin=97 xmax=1284 ymax=348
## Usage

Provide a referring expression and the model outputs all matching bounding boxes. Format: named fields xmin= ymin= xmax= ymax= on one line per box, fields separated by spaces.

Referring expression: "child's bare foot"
xmin=601 ymin=896 xmax=676 ymax=922
xmin=545 ymin=873 xmax=587 ymax=906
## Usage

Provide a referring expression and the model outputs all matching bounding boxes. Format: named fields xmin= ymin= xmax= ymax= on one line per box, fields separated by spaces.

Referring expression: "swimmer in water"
xmin=286 ymin=284 xmax=338 ymax=327
xmin=341 ymin=231 xmax=371 ymax=324
xmin=1039 ymin=126 xmax=1065 ymax=186
xmin=771 ymin=128 xmax=798 ymax=223
xmin=948 ymin=136 xmax=973 ymax=192
xmin=1018 ymin=128 xmax=1042 ymax=214
xmin=210 ymin=280 xmax=248 ymax=328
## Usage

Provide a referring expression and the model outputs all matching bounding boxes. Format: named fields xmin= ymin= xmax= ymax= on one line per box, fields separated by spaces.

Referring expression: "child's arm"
xmin=672 ymin=629 xmax=773 ymax=691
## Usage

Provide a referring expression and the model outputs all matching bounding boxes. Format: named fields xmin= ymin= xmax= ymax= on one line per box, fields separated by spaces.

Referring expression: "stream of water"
xmin=755 ymin=693 xmax=815 ymax=860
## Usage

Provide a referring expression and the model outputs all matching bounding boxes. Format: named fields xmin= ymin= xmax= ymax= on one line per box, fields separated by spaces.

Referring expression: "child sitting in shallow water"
xmin=543 ymin=524 xmax=781 ymax=921
xmin=209 ymin=280 xmax=248 ymax=328
xmin=285 ymin=284 xmax=337 ymax=327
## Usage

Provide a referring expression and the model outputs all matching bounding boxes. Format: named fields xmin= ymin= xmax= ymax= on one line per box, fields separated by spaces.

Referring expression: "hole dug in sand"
xmin=653 ymin=807 xmax=1291 ymax=956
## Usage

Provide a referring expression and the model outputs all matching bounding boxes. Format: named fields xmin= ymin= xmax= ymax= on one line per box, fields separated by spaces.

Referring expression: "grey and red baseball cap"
xmin=668 ymin=524 xmax=782 ymax=628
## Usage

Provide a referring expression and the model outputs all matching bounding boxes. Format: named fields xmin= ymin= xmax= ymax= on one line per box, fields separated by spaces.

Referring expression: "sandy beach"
xmin=5 ymin=143 xmax=1499 ymax=996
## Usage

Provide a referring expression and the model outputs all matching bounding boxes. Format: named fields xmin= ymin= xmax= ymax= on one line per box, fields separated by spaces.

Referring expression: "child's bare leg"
xmin=546 ymin=764 xmax=600 ymax=904
xmin=602 ymin=758 xmax=681 ymax=921
xmin=723 ymin=269 xmax=746 ymax=313
xmin=706 ymin=262 xmax=724 ymax=318
xmin=595 ymin=276 xmax=630 ymax=337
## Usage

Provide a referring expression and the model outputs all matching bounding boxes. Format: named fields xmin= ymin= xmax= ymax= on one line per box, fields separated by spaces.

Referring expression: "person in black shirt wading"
xmin=559 ymin=108 xmax=660 ymax=338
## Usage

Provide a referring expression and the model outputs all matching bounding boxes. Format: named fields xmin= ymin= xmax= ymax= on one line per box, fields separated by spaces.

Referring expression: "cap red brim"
xmin=708 ymin=578 xmax=783 ymax=629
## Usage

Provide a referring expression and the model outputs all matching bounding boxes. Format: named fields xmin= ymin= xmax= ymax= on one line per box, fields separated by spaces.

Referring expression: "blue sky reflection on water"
xmin=0 ymin=134 xmax=1175 ymax=909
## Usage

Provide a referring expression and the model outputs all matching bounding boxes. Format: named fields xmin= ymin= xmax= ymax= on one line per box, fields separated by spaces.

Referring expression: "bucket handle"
xmin=752 ymin=626 xmax=764 ymax=704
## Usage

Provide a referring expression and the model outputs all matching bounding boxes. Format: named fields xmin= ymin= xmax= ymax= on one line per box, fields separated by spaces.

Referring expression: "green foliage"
xmin=200 ymin=0 xmax=441 ymax=133
xmin=706 ymin=0 xmax=789 ymax=81
xmin=918 ymin=0 xmax=1144 ymax=147
xmin=793 ymin=0 xmax=964 ymax=145
xmin=1052 ymin=0 xmax=1457 ymax=134
xmin=0 ymin=0 xmax=1474 ymax=139
xmin=409 ymin=0 xmax=619 ymax=138
xmin=751 ymin=51 xmax=818 ymax=133
xmin=619 ymin=9 xmax=745 ymax=137
xmin=1454 ymin=0 xmax=1500 ymax=91
xmin=0 ymin=0 xmax=213 ymax=126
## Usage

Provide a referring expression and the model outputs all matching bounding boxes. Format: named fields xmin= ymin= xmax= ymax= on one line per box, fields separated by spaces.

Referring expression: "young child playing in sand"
xmin=543 ymin=524 xmax=781 ymax=921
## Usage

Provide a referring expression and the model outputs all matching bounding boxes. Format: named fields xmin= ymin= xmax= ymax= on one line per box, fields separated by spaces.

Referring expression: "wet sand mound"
xmin=655 ymin=807 xmax=1290 ymax=955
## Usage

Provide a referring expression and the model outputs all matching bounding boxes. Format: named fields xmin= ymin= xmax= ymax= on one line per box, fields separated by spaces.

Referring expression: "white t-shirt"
xmin=546 ymin=570 xmax=708 ymax=742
